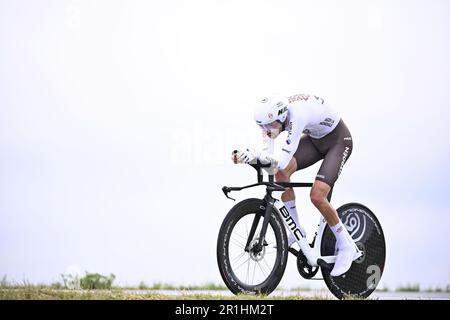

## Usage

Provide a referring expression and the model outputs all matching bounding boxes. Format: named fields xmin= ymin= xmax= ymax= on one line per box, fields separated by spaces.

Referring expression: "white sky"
xmin=1 ymin=0 xmax=449 ymax=289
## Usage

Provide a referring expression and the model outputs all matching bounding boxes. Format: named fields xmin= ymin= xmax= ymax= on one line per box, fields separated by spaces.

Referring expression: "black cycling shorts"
xmin=293 ymin=119 xmax=353 ymax=187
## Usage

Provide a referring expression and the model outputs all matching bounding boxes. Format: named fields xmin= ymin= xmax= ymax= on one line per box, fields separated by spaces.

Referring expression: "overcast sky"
xmin=1 ymin=0 xmax=449 ymax=290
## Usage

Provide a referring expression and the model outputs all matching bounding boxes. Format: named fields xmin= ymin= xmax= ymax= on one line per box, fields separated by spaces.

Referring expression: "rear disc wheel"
xmin=320 ymin=203 xmax=386 ymax=299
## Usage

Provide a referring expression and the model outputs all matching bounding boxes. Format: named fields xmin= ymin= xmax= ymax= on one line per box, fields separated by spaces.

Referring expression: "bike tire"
xmin=217 ymin=198 xmax=288 ymax=295
xmin=320 ymin=203 xmax=386 ymax=299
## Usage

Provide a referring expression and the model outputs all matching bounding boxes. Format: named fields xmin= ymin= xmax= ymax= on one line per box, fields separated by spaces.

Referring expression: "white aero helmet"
xmin=254 ymin=95 xmax=289 ymax=127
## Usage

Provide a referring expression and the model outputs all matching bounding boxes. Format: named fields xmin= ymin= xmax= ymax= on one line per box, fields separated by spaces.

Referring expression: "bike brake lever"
xmin=222 ymin=186 xmax=236 ymax=201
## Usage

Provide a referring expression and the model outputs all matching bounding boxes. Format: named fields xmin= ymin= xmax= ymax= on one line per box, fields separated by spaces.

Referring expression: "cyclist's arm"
xmin=277 ymin=118 xmax=305 ymax=170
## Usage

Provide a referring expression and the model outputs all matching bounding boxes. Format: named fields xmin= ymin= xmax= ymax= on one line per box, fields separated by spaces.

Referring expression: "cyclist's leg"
xmin=294 ymin=135 xmax=325 ymax=171
xmin=277 ymin=135 xmax=324 ymax=244
xmin=309 ymin=119 xmax=353 ymax=225
xmin=277 ymin=134 xmax=324 ymax=202
xmin=310 ymin=148 xmax=352 ymax=226
xmin=275 ymin=158 xmax=297 ymax=202
xmin=309 ymin=121 xmax=357 ymax=276
xmin=276 ymin=158 xmax=305 ymax=244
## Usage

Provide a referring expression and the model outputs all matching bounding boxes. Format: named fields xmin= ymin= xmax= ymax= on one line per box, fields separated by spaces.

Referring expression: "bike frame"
xmin=273 ymin=197 xmax=335 ymax=267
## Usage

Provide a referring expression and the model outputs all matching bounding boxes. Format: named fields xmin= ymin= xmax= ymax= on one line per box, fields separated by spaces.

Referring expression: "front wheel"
xmin=320 ymin=203 xmax=386 ymax=299
xmin=217 ymin=198 xmax=288 ymax=295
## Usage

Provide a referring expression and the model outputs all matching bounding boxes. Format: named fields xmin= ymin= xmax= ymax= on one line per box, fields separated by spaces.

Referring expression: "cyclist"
xmin=232 ymin=94 xmax=358 ymax=277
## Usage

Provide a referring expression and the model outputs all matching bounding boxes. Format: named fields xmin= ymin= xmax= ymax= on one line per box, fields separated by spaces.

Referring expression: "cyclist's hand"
xmin=239 ymin=149 xmax=257 ymax=164
xmin=231 ymin=149 xmax=256 ymax=164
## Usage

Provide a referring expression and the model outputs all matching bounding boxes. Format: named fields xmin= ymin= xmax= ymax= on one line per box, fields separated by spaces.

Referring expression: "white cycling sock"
xmin=330 ymin=221 xmax=353 ymax=248
xmin=330 ymin=221 xmax=358 ymax=277
xmin=285 ymin=200 xmax=306 ymax=245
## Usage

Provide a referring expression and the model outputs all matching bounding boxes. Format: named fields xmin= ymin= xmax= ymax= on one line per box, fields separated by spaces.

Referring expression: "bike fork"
xmin=244 ymin=194 xmax=274 ymax=252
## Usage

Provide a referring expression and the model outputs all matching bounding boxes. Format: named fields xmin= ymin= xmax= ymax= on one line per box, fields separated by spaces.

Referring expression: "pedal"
xmin=353 ymin=246 xmax=365 ymax=263
xmin=355 ymin=249 xmax=363 ymax=259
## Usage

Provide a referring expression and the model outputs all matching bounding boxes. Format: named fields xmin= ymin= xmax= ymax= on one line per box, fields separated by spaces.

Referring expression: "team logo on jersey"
xmin=287 ymin=122 xmax=293 ymax=134
xmin=268 ymin=113 xmax=273 ymax=120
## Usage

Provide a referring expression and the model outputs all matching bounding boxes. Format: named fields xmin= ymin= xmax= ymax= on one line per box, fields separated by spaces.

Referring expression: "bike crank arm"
xmin=316 ymin=256 xmax=337 ymax=271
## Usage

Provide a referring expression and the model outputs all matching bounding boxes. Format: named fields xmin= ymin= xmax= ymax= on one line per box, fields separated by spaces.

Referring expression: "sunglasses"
xmin=258 ymin=120 xmax=282 ymax=131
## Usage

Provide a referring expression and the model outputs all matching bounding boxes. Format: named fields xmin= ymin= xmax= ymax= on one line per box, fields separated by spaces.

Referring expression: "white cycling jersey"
xmin=261 ymin=94 xmax=341 ymax=170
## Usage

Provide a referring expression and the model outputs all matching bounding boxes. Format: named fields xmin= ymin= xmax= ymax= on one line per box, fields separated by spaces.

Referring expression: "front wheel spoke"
xmin=231 ymin=251 xmax=247 ymax=264
xmin=252 ymin=259 xmax=257 ymax=285
xmin=265 ymin=240 xmax=275 ymax=247
xmin=262 ymin=257 xmax=272 ymax=274
xmin=258 ymin=259 xmax=269 ymax=276
xmin=235 ymin=256 xmax=251 ymax=272
xmin=246 ymin=257 xmax=251 ymax=283
xmin=234 ymin=232 xmax=249 ymax=242
xmin=256 ymin=260 xmax=268 ymax=278
xmin=230 ymin=237 xmax=245 ymax=249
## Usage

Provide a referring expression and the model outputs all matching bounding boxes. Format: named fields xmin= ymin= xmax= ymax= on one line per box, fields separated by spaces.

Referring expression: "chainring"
xmin=296 ymin=249 xmax=319 ymax=279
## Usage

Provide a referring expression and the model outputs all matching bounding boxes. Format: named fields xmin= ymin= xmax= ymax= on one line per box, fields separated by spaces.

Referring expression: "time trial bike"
xmin=217 ymin=160 xmax=386 ymax=299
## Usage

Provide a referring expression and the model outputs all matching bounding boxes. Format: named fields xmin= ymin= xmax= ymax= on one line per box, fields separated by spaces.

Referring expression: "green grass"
xmin=0 ymin=277 xmax=64 ymax=290
xmin=0 ymin=287 xmax=332 ymax=300
xmin=396 ymin=283 xmax=421 ymax=292
xmin=0 ymin=277 xmax=331 ymax=300
xmin=3 ymin=285 xmax=449 ymax=300
xmin=425 ymin=285 xmax=450 ymax=293
xmin=395 ymin=283 xmax=450 ymax=293
xmin=1 ymin=275 xmax=229 ymax=292
xmin=0 ymin=288 xmax=167 ymax=300
xmin=142 ymin=282 xmax=228 ymax=291
xmin=2 ymin=274 xmax=449 ymax=299
xmin=119 ymin=282 xmax=228 ymax=291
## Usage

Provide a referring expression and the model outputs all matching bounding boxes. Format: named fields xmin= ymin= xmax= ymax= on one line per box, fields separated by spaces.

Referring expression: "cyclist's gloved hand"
xmin=237 ymin=148 xmax=257 ymax=164
xmin=231 ymin=149 xmax=278 ymax=167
